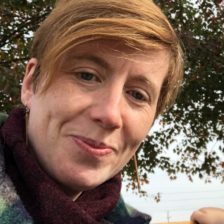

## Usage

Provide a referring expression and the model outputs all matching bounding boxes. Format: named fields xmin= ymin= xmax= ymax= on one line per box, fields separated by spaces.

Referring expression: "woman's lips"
xmin=72 ymin=136 xmax=114 ymax=156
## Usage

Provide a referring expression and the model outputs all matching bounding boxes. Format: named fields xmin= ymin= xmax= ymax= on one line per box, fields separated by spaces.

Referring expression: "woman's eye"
xmin=76 ymin=72 xmax=101 ymax=82
xmin=127 ymin=90 xmax=148 ymax=102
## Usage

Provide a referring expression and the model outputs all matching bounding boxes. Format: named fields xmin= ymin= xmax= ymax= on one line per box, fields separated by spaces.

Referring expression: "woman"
xmin=191 ymin=207 xmax=224 ymax=224
xmin=0 ymin=0 xmax=183 ymax=223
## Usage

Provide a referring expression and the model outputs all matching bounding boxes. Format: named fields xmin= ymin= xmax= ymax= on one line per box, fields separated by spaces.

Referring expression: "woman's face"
xmin=21 ymin=40 xmax=170 ymax=195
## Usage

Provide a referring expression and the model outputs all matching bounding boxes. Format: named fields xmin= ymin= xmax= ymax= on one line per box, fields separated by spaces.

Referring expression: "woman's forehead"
xmin=64 ymin=39 xmax=170 ymax=62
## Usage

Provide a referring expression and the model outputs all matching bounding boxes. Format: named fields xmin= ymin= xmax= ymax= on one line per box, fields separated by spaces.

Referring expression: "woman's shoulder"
xmin=0 ymin=137 xmax=33 ymax=224
xmin=103 ymin=196 xmax=151 ymax=224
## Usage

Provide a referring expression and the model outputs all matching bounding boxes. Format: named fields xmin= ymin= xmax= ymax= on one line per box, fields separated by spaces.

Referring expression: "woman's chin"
xmin=58 ymin=174 xmax=106 ymax=194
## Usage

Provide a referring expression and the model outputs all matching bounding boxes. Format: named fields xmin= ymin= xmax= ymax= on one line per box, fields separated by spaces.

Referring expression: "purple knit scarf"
xmin=1 ymin=107 xmax=121 ymax=224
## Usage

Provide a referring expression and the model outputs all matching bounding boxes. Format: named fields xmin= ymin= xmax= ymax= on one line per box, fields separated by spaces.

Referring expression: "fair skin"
xmin=191 ymin=207 xmax=224 ymax=224
xmin=21 ymin=40 xmax=170 ymax=197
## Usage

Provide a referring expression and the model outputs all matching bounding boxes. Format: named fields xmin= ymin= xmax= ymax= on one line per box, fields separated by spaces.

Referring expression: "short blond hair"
xmin=31 ymin=0 xmax=184 ymax=116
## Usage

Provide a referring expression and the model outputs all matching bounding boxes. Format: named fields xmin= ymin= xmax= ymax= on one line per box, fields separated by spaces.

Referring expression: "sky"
xmin=121 ymin=169 xmax=224 ymax=223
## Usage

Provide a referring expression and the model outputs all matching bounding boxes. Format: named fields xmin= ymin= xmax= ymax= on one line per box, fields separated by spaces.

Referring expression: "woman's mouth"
xmin=72 ymin=135 xmax=114 ymax=157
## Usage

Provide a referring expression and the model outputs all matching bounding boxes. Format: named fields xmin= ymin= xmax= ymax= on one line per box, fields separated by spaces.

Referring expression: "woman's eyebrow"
xmin=71 ymin=54 xmax=111 ymax=70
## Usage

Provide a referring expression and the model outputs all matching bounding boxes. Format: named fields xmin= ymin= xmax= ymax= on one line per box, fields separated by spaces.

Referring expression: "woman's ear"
xmin=21 ymin=58 xmax=38 ymax=107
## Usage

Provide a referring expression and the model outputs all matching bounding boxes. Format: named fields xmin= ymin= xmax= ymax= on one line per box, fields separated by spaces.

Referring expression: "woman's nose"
xmin=89 ymin=91 xmax=123 ymax=130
